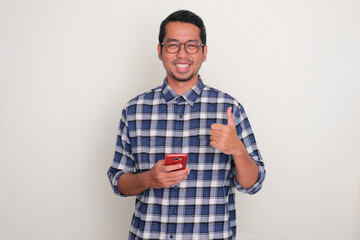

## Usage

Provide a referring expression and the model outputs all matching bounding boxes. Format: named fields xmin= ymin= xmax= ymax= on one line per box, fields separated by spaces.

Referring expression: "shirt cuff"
xmin=107 ymin=168 xmax=129 ymax=197
xmin=233 ymin=160 xmax=266 ymax=195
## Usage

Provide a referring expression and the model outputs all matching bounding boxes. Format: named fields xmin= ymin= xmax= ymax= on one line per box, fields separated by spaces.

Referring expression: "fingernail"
xmin=179 ymin=164 xmax=182 ymax=168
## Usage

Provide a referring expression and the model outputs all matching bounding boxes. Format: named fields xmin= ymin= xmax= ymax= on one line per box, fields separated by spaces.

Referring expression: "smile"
xmin=175 ymin=63 xmax=190 ymax=72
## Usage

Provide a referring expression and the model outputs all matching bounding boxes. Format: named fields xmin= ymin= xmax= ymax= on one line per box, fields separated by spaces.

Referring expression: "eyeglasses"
xmin=161 ymin=40 xmax=205 ymax=54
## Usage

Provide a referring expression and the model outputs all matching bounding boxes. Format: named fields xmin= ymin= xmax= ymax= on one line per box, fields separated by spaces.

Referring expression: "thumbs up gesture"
xmin=210 ymin=107 xmax=243 ymax=156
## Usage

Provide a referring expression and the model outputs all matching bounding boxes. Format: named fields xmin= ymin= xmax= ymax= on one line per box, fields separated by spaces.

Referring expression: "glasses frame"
xmin=161 ymin=39 xmax=205 ymax=54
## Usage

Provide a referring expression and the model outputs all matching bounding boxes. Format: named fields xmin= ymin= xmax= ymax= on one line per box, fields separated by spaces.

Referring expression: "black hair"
xmin=158 ymin=10 xmax=207 ymax=47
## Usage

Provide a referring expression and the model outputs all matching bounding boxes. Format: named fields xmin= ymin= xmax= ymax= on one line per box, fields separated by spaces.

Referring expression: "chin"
xmin=172 ymin=73 xmax=196 ymax=82
xmin=174 ymin=77 xmax=192 ymax=82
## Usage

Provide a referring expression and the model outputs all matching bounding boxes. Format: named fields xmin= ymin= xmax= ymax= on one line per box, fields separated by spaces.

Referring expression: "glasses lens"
xmin=185 ymin=41 xmax=200 ymax=54
xmin=165 ymin=41 xmax=180 ymax=53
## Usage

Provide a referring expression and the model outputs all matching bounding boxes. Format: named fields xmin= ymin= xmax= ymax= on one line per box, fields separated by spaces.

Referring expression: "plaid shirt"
xmin=107 ymin=77 xmax=266 ymax=240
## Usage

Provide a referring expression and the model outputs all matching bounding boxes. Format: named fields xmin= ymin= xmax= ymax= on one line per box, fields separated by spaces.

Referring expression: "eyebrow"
xmin=164 ymin=38 xmax=200 ymax=43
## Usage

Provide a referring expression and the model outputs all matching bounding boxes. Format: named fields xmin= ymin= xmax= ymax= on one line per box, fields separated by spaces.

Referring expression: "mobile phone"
xmin=165 ymin=153 xmax=188 ymax=170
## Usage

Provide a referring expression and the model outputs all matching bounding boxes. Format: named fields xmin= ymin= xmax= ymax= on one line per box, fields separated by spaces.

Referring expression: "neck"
xmin=167 ymin=75 xmax=198 ymax=95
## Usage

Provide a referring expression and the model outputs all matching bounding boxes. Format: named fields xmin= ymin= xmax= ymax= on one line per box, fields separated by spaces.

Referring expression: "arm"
xmin=107 ymin=109 xmax=190 ymax=196
xmin=210 ymin=106 xmax=265 ymax=192
xmin=226 ymin=138 xmax=259 ymax=189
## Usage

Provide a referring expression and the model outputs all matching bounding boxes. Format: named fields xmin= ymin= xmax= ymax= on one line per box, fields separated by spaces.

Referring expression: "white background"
xmin=1 ymin=0 xmax=359 ymax=239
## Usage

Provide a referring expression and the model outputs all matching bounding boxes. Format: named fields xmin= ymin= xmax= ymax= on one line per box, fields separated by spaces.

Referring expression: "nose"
xmin=176 ymin=43 xmax=188 ymax=57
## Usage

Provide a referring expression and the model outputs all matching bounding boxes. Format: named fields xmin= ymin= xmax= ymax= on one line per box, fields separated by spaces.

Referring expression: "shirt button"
xmin=179 ymin=114 xmax=183 ymax=119
xmin=177 ymin=138 xmax=181 ymax=142
xmin=173 ymin=210 xmax=177 ymax=214
xmin=170 ymin=235 xmax=174 ymax=239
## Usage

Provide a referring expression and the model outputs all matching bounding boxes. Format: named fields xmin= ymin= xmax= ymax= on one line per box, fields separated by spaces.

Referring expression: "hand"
xmin=210 ymin=107 xmax=243 ymax=156
xmin=148 ymin=160 xmax=190 ymax=189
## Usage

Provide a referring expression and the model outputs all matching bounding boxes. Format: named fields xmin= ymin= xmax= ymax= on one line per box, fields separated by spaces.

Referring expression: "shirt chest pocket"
xmin=139 ymin=136 xmax=166 ymax=147
xmin=132 ymin=136 xmax=167 ymax=172
xmin=131 ymin=135 xmax=167 ymax=150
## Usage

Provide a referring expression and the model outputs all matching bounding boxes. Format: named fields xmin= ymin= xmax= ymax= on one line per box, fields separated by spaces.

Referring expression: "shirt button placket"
xmin=169 ymin=100 xmax=184 ymax=240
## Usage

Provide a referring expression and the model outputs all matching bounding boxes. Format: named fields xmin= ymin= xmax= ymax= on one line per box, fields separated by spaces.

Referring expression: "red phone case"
xmin=165 ymin=153 xmax=188 ymax=169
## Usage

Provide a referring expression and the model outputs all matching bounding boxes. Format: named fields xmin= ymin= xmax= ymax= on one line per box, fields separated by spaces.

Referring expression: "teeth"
xmin=176 ymin=64 xmax=189 ymax=68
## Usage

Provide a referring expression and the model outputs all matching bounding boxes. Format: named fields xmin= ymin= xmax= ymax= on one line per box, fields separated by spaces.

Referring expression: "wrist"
xmin=232 ymin=151 xmax=244 ymax=160
xmin=232 ymin=139 xmax=246 ymax=159
xmin=141 ymin=170 xmax=153 ymax=189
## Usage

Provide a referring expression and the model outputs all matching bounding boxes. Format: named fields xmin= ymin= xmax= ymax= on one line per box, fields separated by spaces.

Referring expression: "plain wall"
xmin=1 ymin=0 xmax=359 ymax=239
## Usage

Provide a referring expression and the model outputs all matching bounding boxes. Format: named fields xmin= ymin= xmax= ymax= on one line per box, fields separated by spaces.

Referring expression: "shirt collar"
xmin=161 ymin=76 xmax=205 ymax=106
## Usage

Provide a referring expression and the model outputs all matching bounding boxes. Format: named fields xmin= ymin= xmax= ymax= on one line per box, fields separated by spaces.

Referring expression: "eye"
xmin=167 ymin=41 xmax=180 ymax=48
xmin=186 ymin=42 xmax=199 ymax=49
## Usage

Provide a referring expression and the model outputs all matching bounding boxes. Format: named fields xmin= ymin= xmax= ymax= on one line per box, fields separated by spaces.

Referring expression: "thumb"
xmin=226 ymin=107 xmax=235 ymax=126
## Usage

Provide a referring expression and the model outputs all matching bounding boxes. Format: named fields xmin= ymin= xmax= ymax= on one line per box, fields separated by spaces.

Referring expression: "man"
xmin=107 ymin=10 xmax=266 ymax=240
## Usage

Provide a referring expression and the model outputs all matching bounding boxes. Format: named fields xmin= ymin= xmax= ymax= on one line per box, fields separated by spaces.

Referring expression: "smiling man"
xmin=107 ymin=10 xmax=266 ymax=240
xmin=158 ymin=21 xmax=207 ymax=95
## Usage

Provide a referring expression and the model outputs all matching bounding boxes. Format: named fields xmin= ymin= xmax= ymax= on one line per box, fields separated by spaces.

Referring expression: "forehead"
xmin=164 ymin=21 xmax=201 ymax=42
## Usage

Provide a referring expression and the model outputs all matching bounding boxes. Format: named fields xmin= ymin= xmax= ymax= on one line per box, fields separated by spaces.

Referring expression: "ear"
xmin=157 ymin=44 xmax=162 ymax=61
xmin=202 ymin=45 xmax=208 ymax=62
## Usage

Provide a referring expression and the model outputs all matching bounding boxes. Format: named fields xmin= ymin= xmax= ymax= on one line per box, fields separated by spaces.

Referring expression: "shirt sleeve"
xmin=107 ymin=108 xmax=136 ymax=197
xmin=231 ymin=103 xmax=266 ymax=195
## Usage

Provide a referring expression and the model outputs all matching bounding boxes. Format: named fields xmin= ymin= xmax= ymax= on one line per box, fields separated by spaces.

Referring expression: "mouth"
xmin=175 ymin=63 xmax=191 ymax=72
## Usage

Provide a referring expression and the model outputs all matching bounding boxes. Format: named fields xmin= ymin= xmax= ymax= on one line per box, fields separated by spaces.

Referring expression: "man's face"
xmin=157 ymin=21 xmax=207 ymax=84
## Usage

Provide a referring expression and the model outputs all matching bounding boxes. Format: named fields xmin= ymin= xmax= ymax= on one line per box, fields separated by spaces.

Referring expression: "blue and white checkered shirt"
xmin=107 ymin=77 xmax=266 ymax=240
